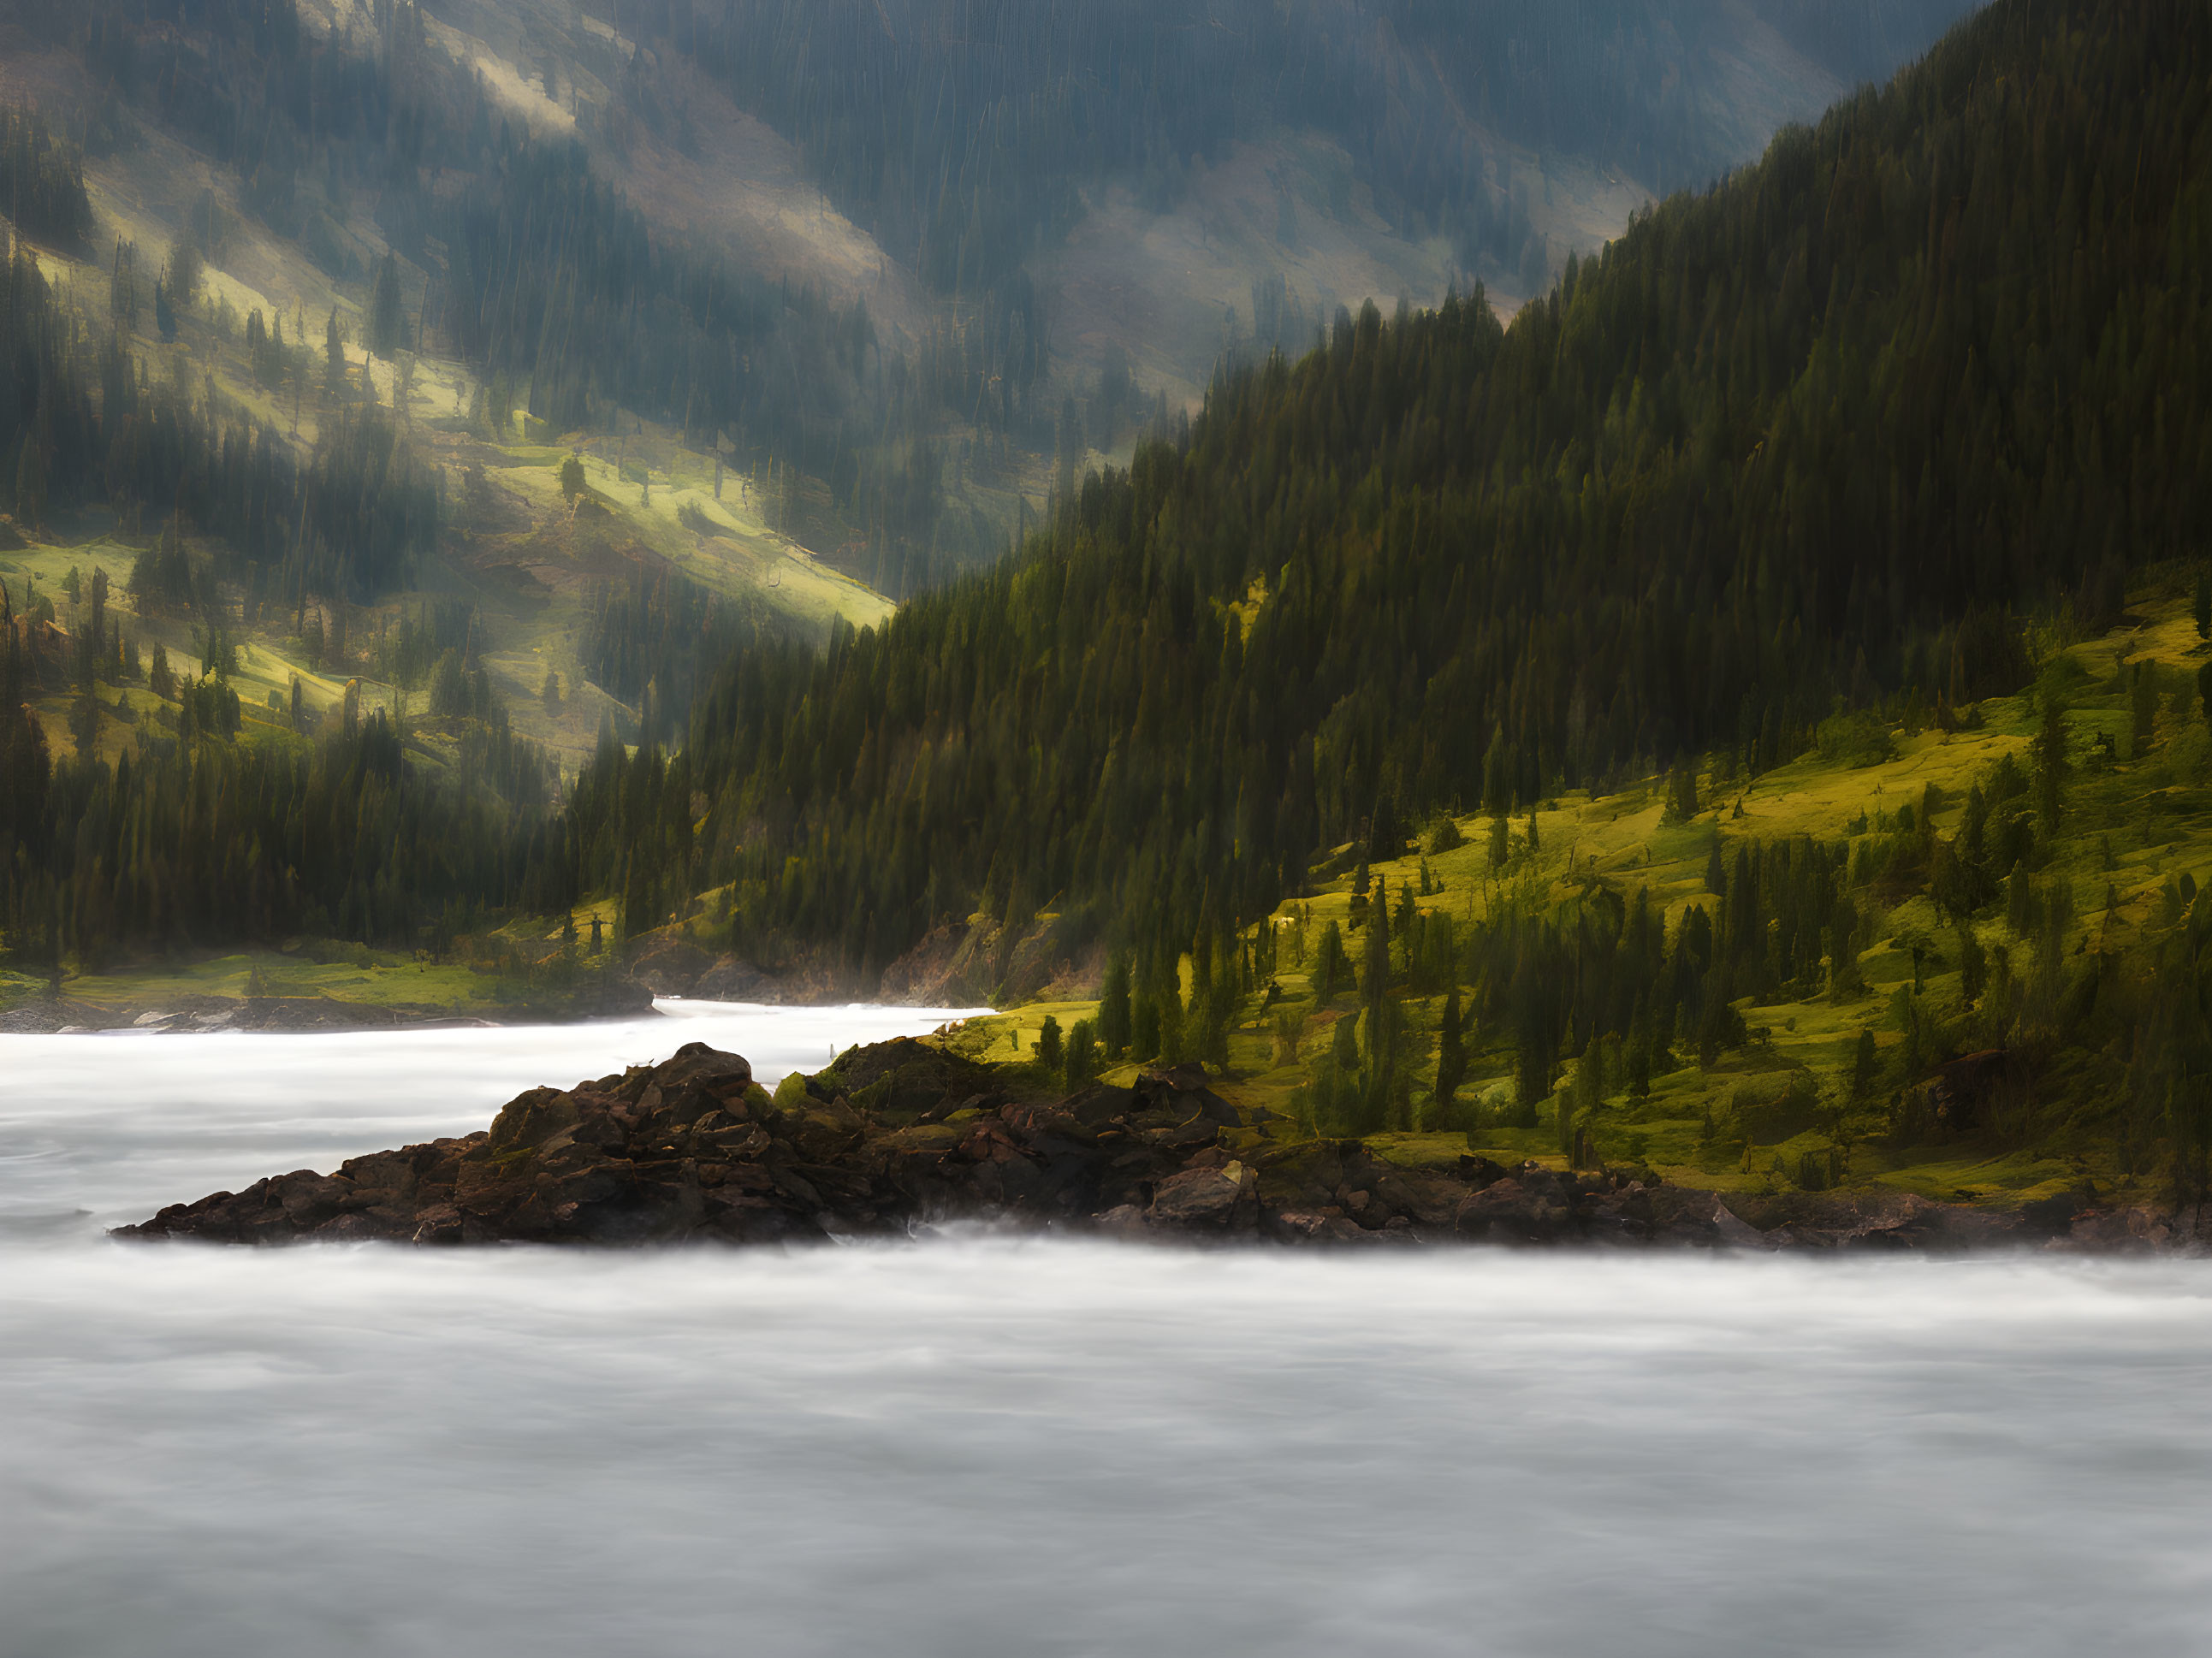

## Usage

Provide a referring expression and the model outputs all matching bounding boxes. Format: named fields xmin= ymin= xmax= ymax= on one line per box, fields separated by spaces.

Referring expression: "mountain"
xmin=0 ymin=0 xmax=1983 ymax=605
xmin=614 ymin=0 xmax=2205 ymax=985
xmin=7 ymin=0 xmax=2212 ymax=1211
xmin=588 ymin=0 xmax=1986 ymax=396
xmin=542 ymin=0 xmax=2211 ymax=1214
xmin=418 ymin=0 xmax=1990 ymax=427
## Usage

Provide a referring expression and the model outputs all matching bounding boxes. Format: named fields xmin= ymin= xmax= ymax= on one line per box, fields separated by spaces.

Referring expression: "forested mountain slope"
xmin=0 ymin=0 xmax=1982 ymax=607
xmin=597 ymin=0 xmax=2209 ymax=996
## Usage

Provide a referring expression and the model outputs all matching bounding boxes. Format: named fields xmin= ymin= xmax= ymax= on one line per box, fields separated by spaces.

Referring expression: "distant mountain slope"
xmin=64 ymin=0 xmax=1978 ymax=398
xmin=586 ymin=0 xmax=1984 ymax=392
xmin=0 ymin=0 xmax=1985 ymax=598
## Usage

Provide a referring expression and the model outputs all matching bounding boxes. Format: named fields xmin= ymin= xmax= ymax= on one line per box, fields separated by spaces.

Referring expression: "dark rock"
xmin=1454 ymin=1173 xmax=1575 ymax=1243
xmin=2060 ymin=1205 xmax=2178 ymax=1252
xmin=1641 ymin=1188 xmax=1774 ymax=1248
xmin=627 ymin=939 xmax=713 ymax=996
xmin=2019 ymin=1186 xmax=2096 ymax=1235
xmin=111 ymin=1038 xmax=2161 ymax=1254
xmin=1147 ymin=1161 xmax=1259 ymax=1232
xmin=693 ymin=956 xmax=784 ymax=1003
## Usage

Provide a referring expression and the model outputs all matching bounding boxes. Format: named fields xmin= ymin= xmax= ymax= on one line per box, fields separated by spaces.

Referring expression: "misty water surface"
xmin=3 ymin=1007 xmax=2209 ymax=1657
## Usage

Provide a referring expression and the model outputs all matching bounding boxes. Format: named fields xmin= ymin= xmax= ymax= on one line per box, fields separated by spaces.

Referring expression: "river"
xmin=3 ymin=1004 xmax=2208 ymax=1655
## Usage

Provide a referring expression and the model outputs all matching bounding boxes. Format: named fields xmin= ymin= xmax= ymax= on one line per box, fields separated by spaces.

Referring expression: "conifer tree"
xmin=1850 ymin=1027 xmax=1881 ymax=1104
xmin=1099 ymin=954 xmax=1133 ymax=1058
xmin=14 ymin=435 xmax=43 ymax=526
xmin=369 ymin=254 xmax=405 ymax=357
xmin=2033 ymin=696 xmax=2069 ymax=832
xmin=324 ymin=310 xmax=347 ymax=394
xmin=1433 ymin=985 xmax=1466 ymax=1114
xmin=1063 ymin=1020 xmax=1095 ymax=1091
xmin=1312 ymin=921 xmax=1347 ymax=1002
xmin=163 ymin=240 xmax=202 ymax=311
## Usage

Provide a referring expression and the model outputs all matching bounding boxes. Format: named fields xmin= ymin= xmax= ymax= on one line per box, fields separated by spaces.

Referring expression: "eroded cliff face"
xmin=116 ymin=1039 xmax=2180 ymax=1252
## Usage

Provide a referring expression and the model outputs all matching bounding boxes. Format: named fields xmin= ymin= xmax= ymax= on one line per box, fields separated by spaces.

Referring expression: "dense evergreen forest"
xmin=54 ymin=0 xmax=972 ymax=592
xmin=560 ymin=0 xmax=2208 ymax=1018
xmin=0 ymin=90 xmax=563 ymax=966
xmin=0 ymin=105 xmax=92 ymax=248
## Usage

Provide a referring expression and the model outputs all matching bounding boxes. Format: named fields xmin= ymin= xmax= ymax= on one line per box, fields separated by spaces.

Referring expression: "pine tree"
xmin=2032 ymin=694 xmax=2068 ymax=832
xmin=1099 ymin=953 xmax=1133 ymax=1057
xmin=163 ymin=240 xmax=202 ymax=311
xmin=1063 ymin=1019 xmax=1096 ymax=1091
xmin=1331 ymin=1005 xmax=1360 ymax=1069
xmin=369 ymin=254 xmax=405 ymax=357
xmin=1433 ymin=985 xmax=1466 ymax=1113
xmin=1369 ymin=794 xmax=1403 ymax=862
xmin=14 ymin=436 xmax=44 ymax=527
xmin=1850 ymin=1027 xmax=1880 ymax=1104
xmin=1662 ymin=759 xmax=1699 ymax=825
xmin=1312 ymin=921 xmax=1347 ymax=1002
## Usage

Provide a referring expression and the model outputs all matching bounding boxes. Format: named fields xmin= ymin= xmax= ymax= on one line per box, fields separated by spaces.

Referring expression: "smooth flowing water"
xmin=3 ymin=1007 xmax=2209 ymax=1657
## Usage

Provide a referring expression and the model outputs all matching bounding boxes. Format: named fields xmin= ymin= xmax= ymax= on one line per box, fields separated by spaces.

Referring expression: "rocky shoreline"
xmin=114 ymin=1039 xmax=2190 ymax=1252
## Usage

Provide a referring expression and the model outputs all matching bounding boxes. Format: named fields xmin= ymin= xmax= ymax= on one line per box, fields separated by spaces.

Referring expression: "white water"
xmin=3 ymin=1008 xmax=2210 ymax=1656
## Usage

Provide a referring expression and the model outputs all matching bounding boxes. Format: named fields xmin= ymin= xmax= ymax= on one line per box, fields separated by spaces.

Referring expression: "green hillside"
xmin=945 ymin=581 xmax=2212 ymax=1216
xmin=560 ymin=0 xmax=2212 ymax=1209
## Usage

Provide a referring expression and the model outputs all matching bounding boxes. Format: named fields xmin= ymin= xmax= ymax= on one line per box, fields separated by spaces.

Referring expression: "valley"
xmin=8 ymin=0 xmax=2207 ymax=1235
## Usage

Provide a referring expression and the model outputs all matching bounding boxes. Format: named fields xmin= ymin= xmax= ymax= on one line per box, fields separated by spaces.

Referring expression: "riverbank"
xmin=0 ymin=949 xmax=661 ymax=1033
xmin=0 ymin=991 xmax=662 ymax=1035
xmin=117 ymin=1036 xmax=2197 ymax=1252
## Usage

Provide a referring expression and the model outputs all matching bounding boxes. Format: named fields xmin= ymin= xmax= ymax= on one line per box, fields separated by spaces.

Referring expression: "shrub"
xmin=1816 ymin=707 xmax=1895 ymax=767
xmin=1063 ymin=1019 xmax=1097 ymax=1091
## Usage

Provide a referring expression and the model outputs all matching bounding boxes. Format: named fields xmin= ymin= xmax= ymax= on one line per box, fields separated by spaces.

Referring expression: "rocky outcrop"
xmin=625 ymin=938 xmax=715 ymax=997
xmin=115 ymin=1039 xmax=2173 ymax=1251
xmin=874 ymin=922 xmax=981 ymax=1005
xmin=875 ymin=917 xmax=1105 ymax=1008
xmin=691 ymin=956 xmax=787 ymax=1003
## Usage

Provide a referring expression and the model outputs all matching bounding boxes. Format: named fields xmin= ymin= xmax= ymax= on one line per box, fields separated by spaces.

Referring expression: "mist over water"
xmin=0 ymin=1001 xmax=983 ymax=1235
xmin=4 ymin=1010 xmax=2209 ymax=1656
